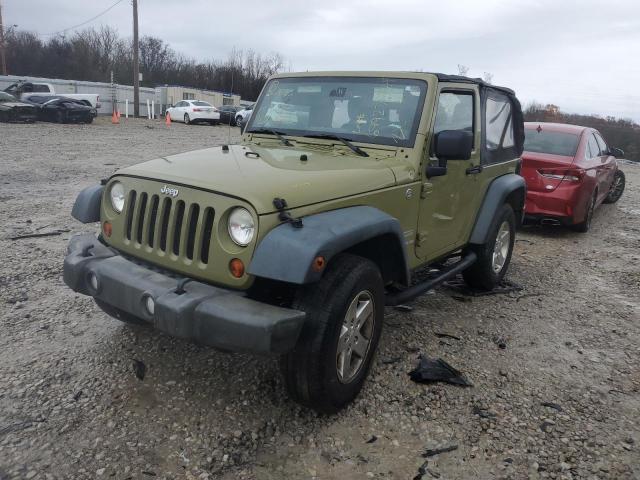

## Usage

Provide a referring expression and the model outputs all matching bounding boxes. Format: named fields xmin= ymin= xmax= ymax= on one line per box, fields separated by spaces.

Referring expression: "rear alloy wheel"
xmin=463 ymin=203 xmax=516 ymax=290
xmin=603 ymin=170 xmax=625 ymax=204
xmin=184 ymin=113 xmax=191 ymax=125
xmin=56 ymin=111 xmax=65 ymax=123
xmin=572 ymin=190 xmax=596 ymax=233
xmin=280 ymin=253 xmax=384 ymax=413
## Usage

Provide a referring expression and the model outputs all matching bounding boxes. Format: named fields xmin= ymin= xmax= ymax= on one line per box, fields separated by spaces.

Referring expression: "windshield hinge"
xmin=273 ymin=198 xmax=303 ymax=228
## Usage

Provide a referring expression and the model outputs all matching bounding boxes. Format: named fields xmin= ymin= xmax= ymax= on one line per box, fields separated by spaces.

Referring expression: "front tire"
xmin=463 ymin=203 xmax=516 ymax=290
xmin=603 ymin=170 xmax=625 ymax=204
xmin=280 ymin=253 xmax=384 ymax=413
xmin=56 ymin=111 xmax=65 ymax=123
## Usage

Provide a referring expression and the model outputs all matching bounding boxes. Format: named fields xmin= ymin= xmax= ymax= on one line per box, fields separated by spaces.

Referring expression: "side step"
xmin=385 ymin=252 xmax=477 ymax=306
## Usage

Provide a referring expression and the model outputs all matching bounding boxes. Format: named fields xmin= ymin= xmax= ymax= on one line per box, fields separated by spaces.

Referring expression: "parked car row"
xmin=0 ymin=91 xmax=97 ymax=124
xmin=164 ymin=101 xmax=253 ymax=128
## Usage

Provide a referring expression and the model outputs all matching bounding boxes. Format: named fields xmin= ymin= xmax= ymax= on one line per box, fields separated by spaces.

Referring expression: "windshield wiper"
xmin=302 ymin=134 xmax=369 ymax=157
xmin=246 ymin=128 xmax=292 ymax=146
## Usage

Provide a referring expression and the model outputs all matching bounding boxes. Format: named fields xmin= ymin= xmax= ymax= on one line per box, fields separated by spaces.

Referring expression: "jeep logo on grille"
xmin=160 ymin=185 xmax=179 ymax=197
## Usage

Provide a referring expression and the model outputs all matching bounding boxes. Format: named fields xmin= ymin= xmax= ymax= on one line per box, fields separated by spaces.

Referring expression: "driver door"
xmin=416 ymin=84 xmax=483 ymax=261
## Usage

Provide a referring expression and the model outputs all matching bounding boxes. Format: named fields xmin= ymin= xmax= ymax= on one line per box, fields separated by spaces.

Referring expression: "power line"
xmin=40 ymin=0 xmax=125 ymax=37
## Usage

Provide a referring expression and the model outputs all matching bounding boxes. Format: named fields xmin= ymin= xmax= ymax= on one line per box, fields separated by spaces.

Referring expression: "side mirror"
xmin=610 ymin=147 xmax=624 ymax=158
xmin=434 ymin=130 xmax=473 ymax=161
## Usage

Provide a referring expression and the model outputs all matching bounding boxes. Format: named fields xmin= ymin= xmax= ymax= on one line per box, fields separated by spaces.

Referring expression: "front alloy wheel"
xmin=604 ymin=170 xmax=625 ymax=204
xmin=280 ymin=253 xmax=384 ymax=413
xmin=336 ymin=290 xmax=375 ymax=384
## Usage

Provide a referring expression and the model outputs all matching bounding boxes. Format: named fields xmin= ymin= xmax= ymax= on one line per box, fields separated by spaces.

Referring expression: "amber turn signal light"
xmin=312 ymin=256 xmax=326 ymax=272
xmin=103 ymin=221 xmax=112 ymax=237
xmin=229 ymin=258 xmax=245 ymax=278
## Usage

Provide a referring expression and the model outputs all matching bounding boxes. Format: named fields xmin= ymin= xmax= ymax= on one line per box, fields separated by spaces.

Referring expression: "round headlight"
xmin=109 ymin=181 xmax=125 ymax=213
xmin=228 ymin=208 xmax=255 ymax=246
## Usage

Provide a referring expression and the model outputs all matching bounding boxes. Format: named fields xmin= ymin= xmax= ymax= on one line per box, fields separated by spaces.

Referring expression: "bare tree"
xmin=3 ymin=27 xmax=286 ymax=100
xmin=457 ymin=64 xmax=469 ymax=76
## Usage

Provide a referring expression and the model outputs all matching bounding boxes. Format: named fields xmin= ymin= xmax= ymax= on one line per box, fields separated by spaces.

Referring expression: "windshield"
xmin=524 ymin=129 xmax=580 ymax=156
xmin=247 ymin=77 xmax=427 ymax=147
xmin=192 ymin=101 xmax=212 ymax=107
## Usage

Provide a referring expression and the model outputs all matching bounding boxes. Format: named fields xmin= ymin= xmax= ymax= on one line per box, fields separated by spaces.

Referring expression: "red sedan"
xmin=521 ymin=122 xmax=625 ymax=232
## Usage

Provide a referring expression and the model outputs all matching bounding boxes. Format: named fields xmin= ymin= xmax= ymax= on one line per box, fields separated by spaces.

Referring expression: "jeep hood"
xmin=117 ymin=144 xmax=401 ymax=214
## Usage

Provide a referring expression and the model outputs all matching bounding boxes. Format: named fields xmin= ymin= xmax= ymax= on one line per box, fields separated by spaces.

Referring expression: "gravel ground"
xmin=0 ymin=117 xmax=638 ymax=480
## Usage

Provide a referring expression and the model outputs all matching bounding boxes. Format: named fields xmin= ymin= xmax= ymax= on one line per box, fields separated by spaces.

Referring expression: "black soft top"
xmin=434 ymin=73 xmax=516 ymax=96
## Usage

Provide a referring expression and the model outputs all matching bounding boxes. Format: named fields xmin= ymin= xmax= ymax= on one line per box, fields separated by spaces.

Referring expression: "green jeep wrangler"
xmin=64 ymin=72 xmax=525 ymax=412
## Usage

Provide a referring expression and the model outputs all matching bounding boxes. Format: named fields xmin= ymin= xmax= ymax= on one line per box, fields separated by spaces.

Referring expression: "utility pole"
xmin=132 ymin=0 xmax=139 ymax=117
xmin=0 ymin=0 xmax=7 ymax=76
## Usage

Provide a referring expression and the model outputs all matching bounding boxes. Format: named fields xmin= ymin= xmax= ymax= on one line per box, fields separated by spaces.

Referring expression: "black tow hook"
xmin=174 ymin=278 xmax=192 ymax=295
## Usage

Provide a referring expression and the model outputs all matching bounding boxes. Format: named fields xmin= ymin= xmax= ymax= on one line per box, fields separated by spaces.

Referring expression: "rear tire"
xmin=463 ymin=203 xmax=516 ymax=290
xmin=56 ymin=111 xmax=65 ymax=123
xmin=184 ymin=113 xmax=191 ymax=125
xmin=94 ymin=298 xmax=148 ymax=326
xmin=280 ymin=253 xmax=384 ymax=413
xmin=603 ymin=170 xmax=625 ymax=204
xmin=571 ymin=190 xmax=596 ymax=233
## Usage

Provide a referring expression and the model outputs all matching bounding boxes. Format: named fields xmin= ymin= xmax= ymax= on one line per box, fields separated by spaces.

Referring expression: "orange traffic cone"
xmin=165 ymin=112 xmax=171 ymax=126
xmin=116 ymin=110 xmax=121 ymax=119
xmin=111 ymin=110 xmax=119 ymax=124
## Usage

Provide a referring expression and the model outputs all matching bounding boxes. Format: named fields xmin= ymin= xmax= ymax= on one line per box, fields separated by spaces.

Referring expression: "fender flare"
xmin=71 ymin=184 xmax=104 ymax=223
xmin=248 ymin=206 xmax=410 ymax=285
xmin=469 ymin=173 xmax=526 ymax=245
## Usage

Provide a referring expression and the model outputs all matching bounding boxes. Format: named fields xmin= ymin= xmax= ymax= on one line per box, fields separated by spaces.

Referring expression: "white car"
xmin=166 ymin=100 xmax=221 ymax=125
xmin=235 ymin=105 xmax=254 ymax=129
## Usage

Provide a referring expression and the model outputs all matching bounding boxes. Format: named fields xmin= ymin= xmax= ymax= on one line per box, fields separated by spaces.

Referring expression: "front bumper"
xmin=64 ymin=234 xmax=305 ymax=354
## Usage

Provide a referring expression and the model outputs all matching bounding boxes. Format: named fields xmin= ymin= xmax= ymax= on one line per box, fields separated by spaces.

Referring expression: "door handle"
xmin=466 ymin=165 xmax=483 ymax=175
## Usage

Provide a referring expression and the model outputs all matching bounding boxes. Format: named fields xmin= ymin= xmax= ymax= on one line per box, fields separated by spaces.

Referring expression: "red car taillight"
xmin=192 ymin=108 xmax=203 ymax=112
xmin=538 ymin=168 xmax=585 ymax=183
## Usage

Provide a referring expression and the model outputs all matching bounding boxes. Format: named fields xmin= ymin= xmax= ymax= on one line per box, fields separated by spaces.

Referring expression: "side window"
xmin=587 ymin=134 xmax=600 ymax=158
xmin=434 ymin=91 xmax=474 ymax=138
xmin=485 ymin=94 xmax=513 ymax=151
xmin=594 ymin=133 xmax=608 ymax=155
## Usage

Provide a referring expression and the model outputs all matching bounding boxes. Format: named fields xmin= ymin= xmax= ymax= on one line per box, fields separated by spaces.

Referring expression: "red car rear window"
xmin=524 ymin=130 xmax=579 ymax=157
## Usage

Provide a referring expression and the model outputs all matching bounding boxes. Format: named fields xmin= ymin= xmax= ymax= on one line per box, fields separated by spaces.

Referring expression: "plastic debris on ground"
xmin=409 ymin=356 xmax=472 ymax=387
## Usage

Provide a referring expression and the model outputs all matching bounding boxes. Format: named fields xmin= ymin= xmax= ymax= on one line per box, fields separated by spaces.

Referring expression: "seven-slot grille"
xmin=124 ymin=190 xmax=215 ymax=264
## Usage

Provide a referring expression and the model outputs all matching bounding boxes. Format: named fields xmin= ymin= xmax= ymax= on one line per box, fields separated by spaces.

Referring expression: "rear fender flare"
xmin=469 ymin=174 xmax=526 ymax=245
xmin=248 ymin=206 xmax=410 ymax=285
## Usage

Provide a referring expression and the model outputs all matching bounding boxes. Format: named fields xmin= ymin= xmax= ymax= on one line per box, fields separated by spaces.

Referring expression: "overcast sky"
xmin=5 ymin=0 xmax=640 ymax=121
